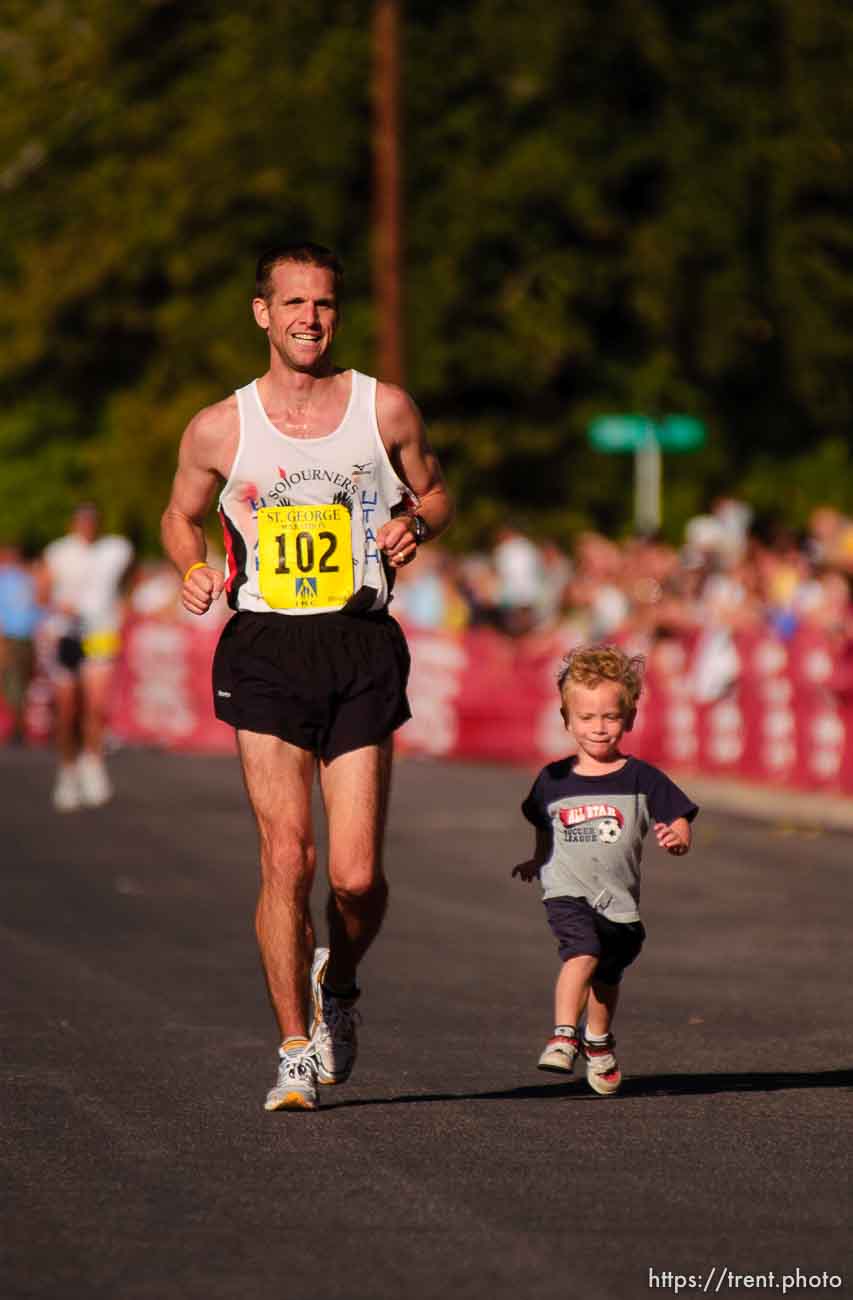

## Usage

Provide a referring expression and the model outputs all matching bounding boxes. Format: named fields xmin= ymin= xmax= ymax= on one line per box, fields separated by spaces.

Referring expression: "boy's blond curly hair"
xmin=557 ymin=644 xmax=645 ymax=711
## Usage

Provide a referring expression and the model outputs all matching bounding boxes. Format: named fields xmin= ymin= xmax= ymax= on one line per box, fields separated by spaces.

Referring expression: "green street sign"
xmin=587 ymin=413 xmax=705 ymax=453
xmin=655 ymin=415 xmax=705 ymax=451
xmin=587 ymin=415 xmax=654 ymax=453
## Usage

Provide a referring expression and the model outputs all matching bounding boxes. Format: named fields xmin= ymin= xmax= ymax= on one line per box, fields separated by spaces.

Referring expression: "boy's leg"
xmin=581 ymin=919 xmax=642 ymax=1096
xmin=554 ymin=954 xmax=599 ymax=1027
xmin=582 ymin=983 xmax=623 ymax=1095
xmin=586 ymin=979 xmax=620 ymax=1037
xmin=535 ymin=951 xmax=595 ymax=1071
xmin=537 ymin=953 xmax=598 ymax=1074
xmin=538 ymin=899 xmax=602 ymax=1073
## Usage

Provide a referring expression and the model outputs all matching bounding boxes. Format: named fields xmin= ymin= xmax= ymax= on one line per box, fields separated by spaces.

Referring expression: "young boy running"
xmin=513 ymin=645 xmax=698 ymax=1096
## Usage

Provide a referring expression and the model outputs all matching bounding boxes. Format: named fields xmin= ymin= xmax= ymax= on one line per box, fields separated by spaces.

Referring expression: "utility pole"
xmin=372 ymin=0 xmax=404 ymax=385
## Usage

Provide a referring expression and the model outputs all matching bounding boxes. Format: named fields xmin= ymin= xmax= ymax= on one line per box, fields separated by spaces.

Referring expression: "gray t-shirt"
xmin=522 ymin=755 xmax=699 ymax=923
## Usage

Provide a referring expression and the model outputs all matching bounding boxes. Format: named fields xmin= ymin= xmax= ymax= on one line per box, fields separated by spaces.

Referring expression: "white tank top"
xmin=218 ymin=370 xmax=409 ymax=615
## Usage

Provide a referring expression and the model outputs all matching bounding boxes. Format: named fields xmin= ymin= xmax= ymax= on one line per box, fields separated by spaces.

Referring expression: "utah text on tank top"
xmin=217 ymin=371 xmax=409 ymax=616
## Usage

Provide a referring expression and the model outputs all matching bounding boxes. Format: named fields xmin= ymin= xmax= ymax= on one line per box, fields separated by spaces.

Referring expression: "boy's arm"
xmin=654 ymin=816 xmax=692 ymax=856
xmin=512 ymin=828 xmax=550 ymax=881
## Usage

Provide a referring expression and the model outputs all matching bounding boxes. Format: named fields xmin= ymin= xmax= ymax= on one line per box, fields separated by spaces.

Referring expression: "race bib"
xmin=257 ymin=505 xmax=354 ymax=610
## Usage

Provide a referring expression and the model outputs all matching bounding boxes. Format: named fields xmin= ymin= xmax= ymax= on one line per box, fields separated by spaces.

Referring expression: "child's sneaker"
xmin=582 ymin=1034 xmax=622 ymax=1095
xmin=537 ymin=1032 xmax=580 ymax=1074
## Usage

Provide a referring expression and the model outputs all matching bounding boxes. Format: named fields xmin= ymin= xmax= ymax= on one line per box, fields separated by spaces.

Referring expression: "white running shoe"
xmin=537 ymin=1033 xmax=580 ymax=1074
xmin=76 ymin=753 xmax=112 ymax=807
xmin=264 ymin=1037 xmax=318 ymax=1112
xmin=582 ymin=1034 xmax=622 ymax=1096
xmin=52 ymin=765 xmax=82 ymax=813
xmin=310 ymin=946 xmax=359 ymax=1086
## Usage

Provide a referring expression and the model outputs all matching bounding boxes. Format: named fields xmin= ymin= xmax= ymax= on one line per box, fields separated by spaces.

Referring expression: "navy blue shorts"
xmin=544 ymin=896 xmax=645 ymax=985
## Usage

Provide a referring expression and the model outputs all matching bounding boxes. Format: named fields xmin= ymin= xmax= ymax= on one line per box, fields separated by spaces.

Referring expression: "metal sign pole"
xmin=634 ymin=428 xmax=661 ymax=533
xmin=588 ymin=414 xmax=704 ymax=533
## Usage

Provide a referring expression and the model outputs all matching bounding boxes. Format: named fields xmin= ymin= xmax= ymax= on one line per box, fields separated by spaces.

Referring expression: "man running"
xmin=161 ymin=242 xmax=453 ymax=1111
xmin=42 ymin=504 xmax=133 ymax=811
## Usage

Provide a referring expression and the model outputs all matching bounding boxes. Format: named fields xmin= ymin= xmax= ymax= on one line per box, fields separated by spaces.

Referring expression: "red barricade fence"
xmin=394 ymin=622 xmax=853 ymax=792
xmin=6 ymin=615 xmax=853 ymax=794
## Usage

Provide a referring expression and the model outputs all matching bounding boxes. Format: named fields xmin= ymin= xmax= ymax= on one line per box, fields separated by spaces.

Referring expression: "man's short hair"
xmin=254 ymin=242 xmax=344 ymax=302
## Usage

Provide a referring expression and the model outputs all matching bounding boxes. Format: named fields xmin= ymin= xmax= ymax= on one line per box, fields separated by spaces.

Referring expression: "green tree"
xmin=1 ymin=0 xmax=852 ymax=551
xmin=0 ymin=0 xmax=374 ymax=547
xmin=403 ymin=0 xmax=853 ymax=544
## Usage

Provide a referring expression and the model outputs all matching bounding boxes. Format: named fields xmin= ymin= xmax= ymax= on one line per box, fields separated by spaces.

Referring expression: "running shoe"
xmin=582 ymin=1034 xmax=622 ymax=1096
xmin=537 ymin=1033 xmax=580 ymax=1074
xmin=53 ymin=764 xmax=82 ymax=813
xmin=76 ymin=753 xmax=112 ymax=807
xmin=310 ymin=946 xmax=359 ymax=1086
xmin=264 ymin=1037 xmax=318 ymax=1112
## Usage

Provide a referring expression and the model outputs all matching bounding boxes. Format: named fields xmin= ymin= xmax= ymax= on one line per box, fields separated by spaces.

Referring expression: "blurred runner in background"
xmin=41 ymin=504 xmax=133 ymax=811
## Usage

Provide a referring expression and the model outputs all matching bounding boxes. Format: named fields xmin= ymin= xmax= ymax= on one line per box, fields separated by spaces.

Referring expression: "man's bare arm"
xmin=375 ymin=382 xmax=454 ymax=566
xmin=161 ymin=397 xmax=237 ymax=615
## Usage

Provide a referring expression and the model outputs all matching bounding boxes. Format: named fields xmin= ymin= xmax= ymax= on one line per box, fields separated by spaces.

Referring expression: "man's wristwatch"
xmin=409 ymin=514 xmax=429 ymax=544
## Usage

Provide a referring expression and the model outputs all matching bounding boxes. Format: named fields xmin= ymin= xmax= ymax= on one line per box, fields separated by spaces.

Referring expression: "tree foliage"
xmin=1 ymin=0 xmax=852 ymax=550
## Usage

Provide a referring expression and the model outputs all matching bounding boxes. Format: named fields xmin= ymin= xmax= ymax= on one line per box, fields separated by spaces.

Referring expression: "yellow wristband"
xmin=183 ymin=560 xmax=208 ymax=584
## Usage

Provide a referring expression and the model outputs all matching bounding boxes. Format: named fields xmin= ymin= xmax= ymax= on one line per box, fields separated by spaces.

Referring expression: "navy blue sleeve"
xmin=644 ymin=766 xmax=699 ymax=825
xmin=521 ymin=769 xmax=550 ymax=829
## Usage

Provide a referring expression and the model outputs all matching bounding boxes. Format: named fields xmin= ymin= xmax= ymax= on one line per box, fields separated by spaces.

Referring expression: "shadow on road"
xmin=320 ymin=1068 xmax=853 ymax=1110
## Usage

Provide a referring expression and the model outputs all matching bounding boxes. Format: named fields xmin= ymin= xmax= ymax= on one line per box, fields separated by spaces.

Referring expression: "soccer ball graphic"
xmin=597 ymin=817 xmax=621 ymax=844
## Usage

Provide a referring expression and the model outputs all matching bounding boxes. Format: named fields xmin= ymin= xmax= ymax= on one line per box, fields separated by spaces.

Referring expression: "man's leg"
xmin=318 ymin=737 xmax=394 ymax=990
xmin=305 ymin=739 xmax=393 ymax=1087
xmin=77 ymin=662 xmax=116 ymax=806
xmin=54 ymin=675 xmax=80 ymax=765
xmin=237 ymin=730 xmax=318 ymax=1040
xmin=80 ymin=661 xmax=114 ymax=756
xmin=52 ymin=674 xmax=82 ymax=811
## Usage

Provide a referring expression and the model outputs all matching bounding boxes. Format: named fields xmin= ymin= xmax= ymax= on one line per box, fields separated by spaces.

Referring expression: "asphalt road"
xmin=3 ymin=746 xmax=851 ymax=1300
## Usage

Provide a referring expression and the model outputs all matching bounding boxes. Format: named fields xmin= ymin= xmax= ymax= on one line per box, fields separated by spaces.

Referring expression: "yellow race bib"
xmin=257 ymin=505 xmax=354 ymax=610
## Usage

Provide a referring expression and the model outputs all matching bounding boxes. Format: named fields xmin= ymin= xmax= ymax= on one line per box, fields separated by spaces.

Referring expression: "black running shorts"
xmin=544 ymin=896 xmax=645 ymax=985
xmin=212 ymin=609 xmax=411 ymax=761
xmin=56 ymin=634 xmax=85 ymax=673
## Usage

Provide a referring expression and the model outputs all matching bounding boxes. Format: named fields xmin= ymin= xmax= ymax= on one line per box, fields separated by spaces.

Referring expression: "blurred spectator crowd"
xmin=395 ymin=499 xmax=853 ymax=649
xmin=391 ymin=499 xmax=853 ymax=715
xmin=2 ymin=497 xmax=853 ymax=742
